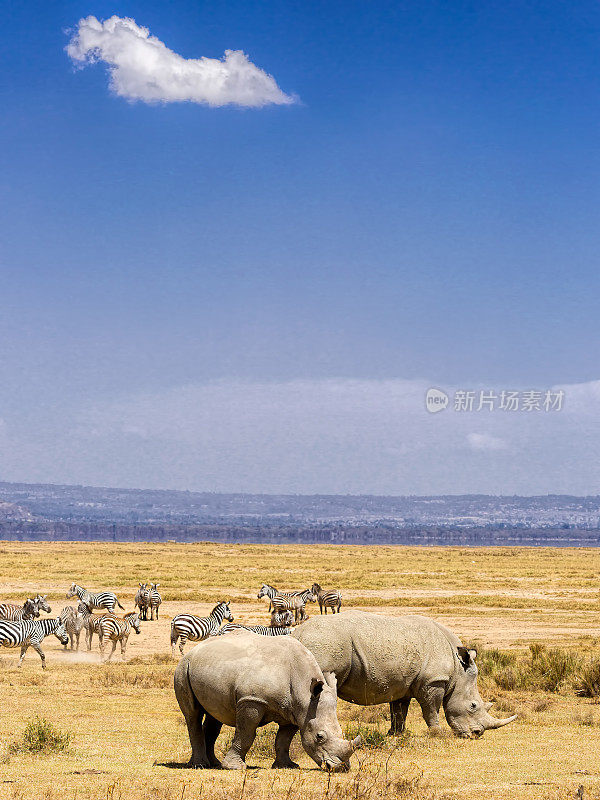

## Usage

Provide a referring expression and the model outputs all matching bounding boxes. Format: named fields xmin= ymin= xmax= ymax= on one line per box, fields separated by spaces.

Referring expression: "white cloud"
xmin=467 ymin=432 xmax=508 ymax=452
xmin=66 ymin=15 xmax=295 ymax=107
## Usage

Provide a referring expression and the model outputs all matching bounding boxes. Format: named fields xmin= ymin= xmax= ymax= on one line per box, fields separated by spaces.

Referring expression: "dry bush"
xmin=7 ymin=717 xmax=72 ymax=757
xmin=575 ymin=659 xmax=600 ymax=699
xmin=573 ymin=710 xmax=598 ymax=727
xmin=476 ymin=643 xmax=583 ymax=694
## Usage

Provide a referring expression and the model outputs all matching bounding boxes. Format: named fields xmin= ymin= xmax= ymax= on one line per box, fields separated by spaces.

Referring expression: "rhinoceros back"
xmin=293 ymin=611 xmax=457 ymax=706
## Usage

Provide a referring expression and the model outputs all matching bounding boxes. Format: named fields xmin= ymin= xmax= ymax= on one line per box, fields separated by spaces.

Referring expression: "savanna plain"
xmin=0 ymin=541 xmax=599 ymax=800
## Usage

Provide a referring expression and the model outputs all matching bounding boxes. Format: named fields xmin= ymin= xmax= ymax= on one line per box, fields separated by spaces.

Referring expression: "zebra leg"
xmin=34 ymin=643 xmax=46 ymax=669
xmin=178 ymin=635 xmax=187 ymax=656
xmin=202 ymin=713 xmax=223 ymax=768
xmin=105 ymin=639 xmax=117 ymax=663
xmin=323 ymin=603 xmax=327 ymax=614
xmin=170 ymin=625 xmax=179 ymax=656
xmin=272 ymin=724 xmax=300 ymax=769
xmin=18 ymin=643 xmax=30 ymax=667
xmin=222 ymin=700 xmax=265 ymax=770
xmin=389 ymin=697 xmax=411 ymax=735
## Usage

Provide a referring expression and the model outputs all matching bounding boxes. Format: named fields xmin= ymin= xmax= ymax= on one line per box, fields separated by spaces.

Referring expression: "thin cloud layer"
xmin=1 ymin=378 xmax=597 ymax=495
xmin=66 ymin=15 xmax=295 ymax=107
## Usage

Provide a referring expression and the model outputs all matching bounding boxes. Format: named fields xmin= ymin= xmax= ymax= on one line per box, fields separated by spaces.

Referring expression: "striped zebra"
xmin=311 ymin=583 xmax=342 ymax=614
xmin=60 ymin=606 xmax=85 ymax=650
xmin=66 ymin=582 xmax=124 ymax=613
xmin=271 ymin=588 xmax=316 ymax=623
xmin=0 ymin=598 xmax=40 ymax=622
xmin=257 ymin=584 xmax=305 ymax=612
xmin=218 ymin=623 xmax=292 ymax=636
xmin=34 ymin=595 xmax=52 ymax=614
xmin=98 ymin=612 xmax=141 ymax=662
xmin=170 ymin=601 xmax=233 ymax=656
xmin=147 ymin=583 xmax=162 ymax=620
xmin=77 ymin=602 xmax=110 ymax=650
xmin=0 ymin=617 xmax=69 ymax=668
xmin=270 ymin=609 xmax=294 ymax=628
xmin=134 ymin=583 xmax=150 ymax=620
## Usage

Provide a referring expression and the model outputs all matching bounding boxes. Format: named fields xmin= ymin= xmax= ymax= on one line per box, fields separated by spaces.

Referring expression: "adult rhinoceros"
xmin=292 ymin=611 xmax=516 ymax=739
xmin=174 ymin=630 xmax=361 ymax=771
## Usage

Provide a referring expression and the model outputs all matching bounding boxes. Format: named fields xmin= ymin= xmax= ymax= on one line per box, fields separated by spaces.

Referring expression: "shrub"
xmin=529 ymin=647 xmax=582 ymax=693
xmin=575 ymin=659 xmax=600 ymax=699
xmin=8 ymin=717 xmax=72 ymax=756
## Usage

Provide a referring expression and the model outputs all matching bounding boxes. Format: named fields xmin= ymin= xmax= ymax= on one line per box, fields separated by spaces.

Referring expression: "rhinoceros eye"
xmin=316 ymin=731 xmax=327 ymax=743
xmin=469 ymin=702 xmax=477 ymax=713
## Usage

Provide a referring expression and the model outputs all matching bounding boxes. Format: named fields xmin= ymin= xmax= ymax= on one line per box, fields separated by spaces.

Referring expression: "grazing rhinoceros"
xmin=174 ymin=630 xmax=361 ymax=771
xmin=292 ymin=611 xmax=517 ymax=739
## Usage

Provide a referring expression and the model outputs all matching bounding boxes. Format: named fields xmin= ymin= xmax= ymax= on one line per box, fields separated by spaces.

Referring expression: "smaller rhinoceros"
xmin=174 ymin=631 xmax=361 ymax=771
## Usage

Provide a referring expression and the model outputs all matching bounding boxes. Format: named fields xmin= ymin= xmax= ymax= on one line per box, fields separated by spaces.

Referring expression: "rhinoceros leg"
xmin=202 ymin=713 xmax=223 ymax=768
xmin=388 ymin=697 xmax=411 ymax=735
xmin=222 ymin=700 xmax=265 ymax=770
xmin=272 ymin=724 xmax=300 ymax=769
xmin=174 ymin=667 xmax=210 ymax=767
xmin=414 ymin=681 xmax=445 ymax=735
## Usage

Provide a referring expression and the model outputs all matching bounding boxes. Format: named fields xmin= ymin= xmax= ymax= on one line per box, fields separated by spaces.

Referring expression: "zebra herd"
xmin=169 ymin=581 xmax=343 ymax=655
xmin=0 ymin=579 xmax=341 ymax=667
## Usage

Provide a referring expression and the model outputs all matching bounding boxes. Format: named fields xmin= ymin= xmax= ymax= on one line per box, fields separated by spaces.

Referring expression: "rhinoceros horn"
xmin=484 ymin=701 xmax=493 ymax=711
xmin=341 ymin=735 xmax=362 ymax=759
xmin=483 ymin=712 xmax=517 ymax=729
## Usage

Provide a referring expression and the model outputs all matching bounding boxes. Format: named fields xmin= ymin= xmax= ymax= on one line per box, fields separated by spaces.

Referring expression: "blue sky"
xmin=1 ymin=1 xmax=599 ymax=493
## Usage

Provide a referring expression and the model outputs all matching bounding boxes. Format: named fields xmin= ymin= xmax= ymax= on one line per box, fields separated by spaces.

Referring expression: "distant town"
xmin=0 ymin=481 xmax=599 ymax=547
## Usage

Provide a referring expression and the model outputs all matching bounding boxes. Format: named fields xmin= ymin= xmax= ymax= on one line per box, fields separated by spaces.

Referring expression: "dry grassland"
xmin=0 ymin=541 xmax=599 ymax=800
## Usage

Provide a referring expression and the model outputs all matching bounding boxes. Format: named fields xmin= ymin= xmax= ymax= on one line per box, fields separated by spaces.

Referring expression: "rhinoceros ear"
xmin=310 ymin=678 xmax=324 ymax=698
xmin=457 ymin=647 xmax=471 ymax=670
xmin=468 ymin=648 xmax=477 ymax=661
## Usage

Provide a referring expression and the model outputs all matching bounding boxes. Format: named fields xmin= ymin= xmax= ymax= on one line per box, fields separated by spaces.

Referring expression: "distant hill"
xmin=0 ymin=481 xmax=599 ymax=545
xmin=0 ymin=501 xmax=35 ymax=522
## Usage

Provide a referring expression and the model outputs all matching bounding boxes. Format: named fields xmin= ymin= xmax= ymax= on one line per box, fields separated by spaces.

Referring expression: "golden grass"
xmin=0 ymin=541 xmax=599 ymax=799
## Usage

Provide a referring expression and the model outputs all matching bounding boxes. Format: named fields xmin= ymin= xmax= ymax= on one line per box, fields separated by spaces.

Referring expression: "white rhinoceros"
xmin=292 ymin=611 xmax=517 ymax=739
xmin=174 ymin=630 xmax=361 ymax=771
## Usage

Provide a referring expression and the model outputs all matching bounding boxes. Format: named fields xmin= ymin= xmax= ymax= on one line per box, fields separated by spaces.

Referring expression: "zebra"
xmin=134 ymin=583 xmax=150 ymax=620
xmin=98 ymin=612 xmax=141 ymax=662
xmin=60 ymin=606 xmax=85 ymax=650
xmin=147 ymin=583 xmax=162 ymax=620
xmin=66 ymin=582 xmax=124 ymax=613
xmin=270 ymin=609 xmax=294 ymax=628
xmin=0 ymin=617 xmax=69 ymax=668
xmin=257 ymin=584 xmax=305 ymax=612
xmin=34 ymin=594 xmax=52 ymax=614
xmin=0 ymin=598 xmax=40 ymax=622
xmin=170 ymin=601 xmax=234 ymax=656
xmin=218 ymin=623 xmax=292 ymax=636
xmin=311 ymin=583 xmax=342 ymax=614
xmin=77 ymin=602 xmax=110 ymax=651
xmin=271 ymin=588 xmax=316 ymax=623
